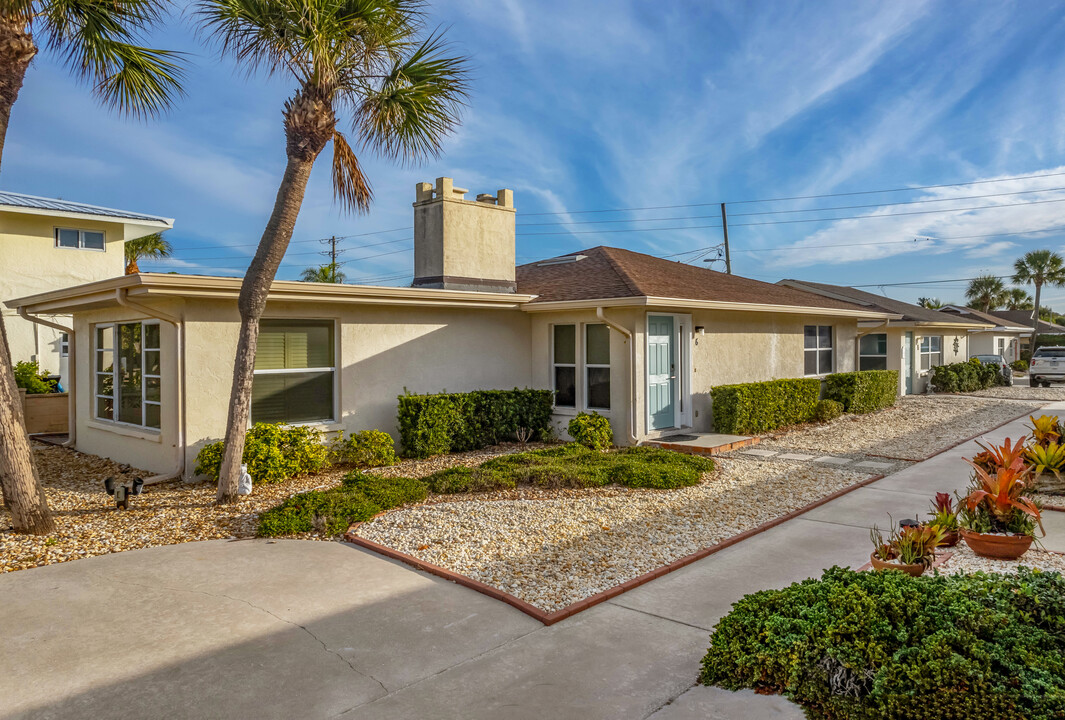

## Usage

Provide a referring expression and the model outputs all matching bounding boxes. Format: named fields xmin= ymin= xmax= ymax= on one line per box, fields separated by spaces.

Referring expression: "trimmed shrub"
xmin=930 ymin=357 xmax=1000 ymax=393
xmin=332 ymin=430 xmax=398 ymax=468
xmin=397 ymin=388 xmax=553 ymax=458
xmin=195 ymin=423 xmax=328 ymax=484
xmin=710 ymin=378 xmax=821 ymax=434
xmin=700 ymin=566 xmax=1065 ymax=720
xmin=567 ymin=412 xmax=613 ymax=450
xmin=812 ymin=399 xmax=844 ymax=422
xmin=1011 ymin=359 xmax=1029 ymax=372
xmin=14 ymin=360 xmax=53 ymax=394
xmin=823 ymin=370 xmax=898 ymax=414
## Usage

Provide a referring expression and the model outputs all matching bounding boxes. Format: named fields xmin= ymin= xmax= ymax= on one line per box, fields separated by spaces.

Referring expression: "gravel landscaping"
xmin=355 ymin=456 xmax=875 ymax=612
xmin=0 ymin=442 xmax=542 ymax=574
xmin=766 ymin=395 xmax=1042 ymax=460
xmin=938 ymin=542 xmax=1065 ymax=575
xmin=968 ymin=385 xmax=1065 ymax=401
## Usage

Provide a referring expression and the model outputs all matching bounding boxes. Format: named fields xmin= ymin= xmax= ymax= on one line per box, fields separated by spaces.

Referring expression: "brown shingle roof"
xmin=780 ymin=280 xmax=990 ymax=326
xmin=515 ymin=246 xmax=877 ymax=312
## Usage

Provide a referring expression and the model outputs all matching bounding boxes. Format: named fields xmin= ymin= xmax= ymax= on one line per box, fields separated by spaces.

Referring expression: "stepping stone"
xmin=854 ymin=460 xmax=896 ymax=470
xmin=813 ymin=456 xmax=852 ymax=465
xmin=777 ymin=453 xmax=816 ymax=461
xmin=738 ymin=448 xmax=778 ymax=457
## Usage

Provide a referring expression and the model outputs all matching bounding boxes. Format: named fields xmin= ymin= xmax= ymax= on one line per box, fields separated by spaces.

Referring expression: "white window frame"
xmin=55 ymin=227 xmax=106 ymax=252
xmin=804 ymin=325 xmax=835 ymax=377
xmin=919 ymin=335 xmax=943 ymax=372
xmin=584 ymin=323 xmax=611 ymax=412
xmin=858 ymin=332 xmax=888 ymax=371
xmin=251 ymin=319 xmax=338 ymax=426
xmin=93 ymin=320 xmax=161 ymax=430
xmin=550 ymin=323 xmax=578 ymax=412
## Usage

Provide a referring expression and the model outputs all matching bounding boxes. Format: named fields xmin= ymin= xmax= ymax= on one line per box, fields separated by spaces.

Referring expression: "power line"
xmin=171 ymin=226 xmax=413 ymax=252
xmin=172 ymin=245 xmax=413 ymax=263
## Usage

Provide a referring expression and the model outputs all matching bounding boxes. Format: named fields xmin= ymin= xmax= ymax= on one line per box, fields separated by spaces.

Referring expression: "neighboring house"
xmin=956 ymin=308 xmax=1065 ymax=359
xmin=936 ymin=306 xmax=1031 ymax=361
xmin=0 ymin=191 xmax=173 ymax=383
xmin=7 ymin=178 xmax=893 ymax=478
xmin=778 ymin=280 xmax=994 ymax=395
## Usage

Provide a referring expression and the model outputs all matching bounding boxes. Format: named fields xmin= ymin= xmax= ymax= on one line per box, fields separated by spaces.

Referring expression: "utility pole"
xmin=720 ymin=203 xmax=732 ymax=274
xmin=319 ymin=235 xmax=345 ymax=282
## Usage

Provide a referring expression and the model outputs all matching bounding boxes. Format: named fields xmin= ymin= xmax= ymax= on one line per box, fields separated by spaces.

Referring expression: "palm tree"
xmin=964 ymin=275 xmax=1007 ymax=313
xmin=1004 ymin=287 xmax=1033 ymax=310
xmin=300 ymin=262 xmax=346 ymax=283
xmin=124 ymin=232 xmax=173 ymax=274
xmin=917 ymin=297 xmax=943 ymax=309
xmin=1013 ymin=250 xmax=1065 ymax=327
xmin=198 ymin=0 xmax=470 ymax=503
xmin=0 ymin=1 xmax=183 ymax=534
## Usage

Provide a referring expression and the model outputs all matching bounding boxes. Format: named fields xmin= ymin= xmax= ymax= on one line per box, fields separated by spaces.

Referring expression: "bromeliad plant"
xmin=968 ymin=436 xmax=1028 ymax=474
xmin=1026 ymin=414 xmax=1062 ymax=447
xmin=1024 ymin=441 xmax=1065 ymax=479
xmin=870 ymin=521 xmax=945 ymax=569
xmin=928 ymin=492 xmax=959 ymax=533
xmin=960 ymin=460 xmax=1043 ymax=537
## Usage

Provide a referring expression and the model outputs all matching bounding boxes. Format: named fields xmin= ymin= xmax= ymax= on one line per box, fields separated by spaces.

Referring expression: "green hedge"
xmin=397 ymin=388 xmax=553 ymax=458
xmin=700 ymin=567 xmax=1065 ymax=720
xmin=823 ymin=370 xmax=898 ymax=414
xmin=1034 ymin=333 xmax=1065 ymax=351
xmin=930 ymin=358 xmax=1001 ymax=393
xmin=711 ymin=378 xmax=821 ymax=434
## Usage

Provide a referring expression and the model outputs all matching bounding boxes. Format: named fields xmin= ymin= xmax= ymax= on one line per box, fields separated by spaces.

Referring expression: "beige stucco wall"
xmin=1 ymin=211 xmax=128 ymax=382
xmin=968 ymin=331 xmax=1022 ymax=362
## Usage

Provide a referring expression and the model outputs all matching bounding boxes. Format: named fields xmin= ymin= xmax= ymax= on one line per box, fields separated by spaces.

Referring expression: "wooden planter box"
xmin=18 ymin=389 xmax=69 ymax=435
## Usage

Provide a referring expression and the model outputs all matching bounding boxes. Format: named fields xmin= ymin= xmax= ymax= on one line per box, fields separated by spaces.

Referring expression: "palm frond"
xmin=331 ymin=128 xmax=372 ymax=213
xmin=124 ymin=232 xmax=173 ymax=264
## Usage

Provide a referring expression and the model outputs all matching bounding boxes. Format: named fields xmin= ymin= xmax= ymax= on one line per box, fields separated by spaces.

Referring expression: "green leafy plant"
xmin=960 ymin=459 xmax=1042 ymax=537
xmin=927 ymin=492 xmax=959 ymax=533
xmin=711 ymin=378 xmax=821 ymax=434
xmin=1011 ymin=359 xmax=1029 ymax=372
xmin=195 ymin=423 xmax=328 ymax=484
xmin=823 ymin=370 xmax=898 ymax=414
xmin=397 ymin=389 xmax=553 ymax=458
xmin=812 ymin=399 xmax=844 ymax=422
xmin=869 ymin=519 xmax=944 ymax=568
xmin=930 ymin=358 xmax=1001 ymax=393
xmin=700 ymin=567 xmax=1065 ymax=720
xmin=14 ymin=360 xmax=52 ymax=394
xmin=331 ymin=430 xmax=398 ymax=468
xmin=567 ymin=412 xmax=613 ymax=450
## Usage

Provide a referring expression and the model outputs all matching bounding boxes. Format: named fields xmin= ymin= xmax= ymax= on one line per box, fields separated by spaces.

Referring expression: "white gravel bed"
xmin=769 ymin=395 xmax=1042 ymax=460
xmin=968 ymin=385 xmax=1065 ymax=401
xmin=355 ymin=457 xmax=874 ymax=612
xmin=1032 ymin=493 xmax=1065 ymax=509
xmin=938 ymin=542 xmax=1065 ymax=575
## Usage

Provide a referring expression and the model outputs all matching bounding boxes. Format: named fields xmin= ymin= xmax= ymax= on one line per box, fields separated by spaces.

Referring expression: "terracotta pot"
xmin=960 ymin=528 xmax=1034 ymax=560
xmin=869 ymin=552 xmax=926 ymax=577
xmin=938 ymin=530 xmax=959 ymax=548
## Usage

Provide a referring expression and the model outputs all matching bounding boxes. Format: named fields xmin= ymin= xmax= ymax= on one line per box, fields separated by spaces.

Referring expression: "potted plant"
xmin=1024 ymin=440 xmax=1065 ymax=495
xmin=927 ymin=492 xmax=960 ymax=547
xmin=869 ymin=521 xmax=945 ymax=577
xmin=969 ymin=436 xmax=1028 ymax=474
xmin=959 ymin=455 xmax=1043 ymax=560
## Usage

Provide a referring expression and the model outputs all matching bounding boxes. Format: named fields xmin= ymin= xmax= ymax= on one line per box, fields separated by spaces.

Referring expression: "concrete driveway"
xmin=2 ymin=405 xmax=1057 ymax=720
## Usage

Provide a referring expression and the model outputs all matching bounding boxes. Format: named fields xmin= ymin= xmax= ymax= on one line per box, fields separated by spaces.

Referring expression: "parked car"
xmin=1028 ymin=346 xmax=1065 ymax=387
xmin=971 ymin=354 xmax=1013 ymax=386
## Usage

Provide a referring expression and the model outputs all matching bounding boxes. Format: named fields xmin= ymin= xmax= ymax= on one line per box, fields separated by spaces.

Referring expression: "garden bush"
xmin=195 ymin=423 xmax=328 ymax=484
xmin=710 ymin=378 xmax=821 ymax=434
xmin=397 ymin=388 xmax=553 ymax=458
xmin=567 ymin=412 xmax=613 ymax=450
xmin=14 ymin=360 xmax=53 ymax=394
xmin=331 ymin=430 xmax=398 ymax=468
xmin=812 ymin=399 xmax=844 ymax=422
xmin=700 ymin=566 xmax=1065 ymax=720
xmin=823 ymin=370 xmax=898 ymax=414
xmin=1011 ymin=359 xmax=1029 ymax=372
xmin=930 ymin=357 xmax=1001 ymax=393
xmin=422 ymin=466 xmax=516 ymax=494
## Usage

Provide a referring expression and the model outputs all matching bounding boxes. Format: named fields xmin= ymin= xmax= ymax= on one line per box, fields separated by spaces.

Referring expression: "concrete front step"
xmin=643 ymin=433 xmax=759 ymax=456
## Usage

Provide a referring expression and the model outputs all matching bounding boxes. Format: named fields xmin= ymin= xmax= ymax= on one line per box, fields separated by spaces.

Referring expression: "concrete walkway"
xmin=2 ymin=404 xmax=1060 ymax=720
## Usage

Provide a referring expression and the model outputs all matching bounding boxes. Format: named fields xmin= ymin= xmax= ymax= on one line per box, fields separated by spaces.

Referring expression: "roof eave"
xmin=1 ymin=204 xmax=174 ymax=228
xmin=521 ymin=295 xmax=898 ymax=319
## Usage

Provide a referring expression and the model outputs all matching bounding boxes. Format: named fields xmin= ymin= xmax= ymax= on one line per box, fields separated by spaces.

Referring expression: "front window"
xmin=919 ymin=336 xmax=943 ymax=371
xmin=55 ymin=228 xmax=105 ymax=250
xmin=94 ymin=321 xmax=161 ymax=429
xmin=804 ymin=325 xmax=834 ymax=376
xmin=552 ymin=324 xmax=577 ymax=408
xmin=859 ymin=333 xmax=888 ymax=371
xmin=252 ymin=320 xmax=335 ymax=424
xmin=60 ymin=332 xmax=69 ymax=358
xmin=585 ymin=324 xmax=610 ymax=410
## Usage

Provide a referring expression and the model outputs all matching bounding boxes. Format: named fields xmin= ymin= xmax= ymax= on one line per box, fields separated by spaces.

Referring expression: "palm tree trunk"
xmin=1033 ymin=282 xmax=1042 ymax=329
xmin=216 ymin=154 xmax=317 ymax=503
xmin=0 ymin=17 xmax=36 ymax=172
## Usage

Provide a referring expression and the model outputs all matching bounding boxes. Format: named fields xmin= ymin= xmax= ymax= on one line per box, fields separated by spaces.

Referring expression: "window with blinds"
xmin=252 ymin=320 xmax=335 ymax=424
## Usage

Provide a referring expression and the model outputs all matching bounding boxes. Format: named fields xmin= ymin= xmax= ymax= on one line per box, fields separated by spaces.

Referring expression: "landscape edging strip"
xmin=341 ymin=402 xmax=1046 ymax=626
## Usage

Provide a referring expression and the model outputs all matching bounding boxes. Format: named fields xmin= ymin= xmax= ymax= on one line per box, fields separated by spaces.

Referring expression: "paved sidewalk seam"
xmin=604 ymin=599 xmax=715 ymax=633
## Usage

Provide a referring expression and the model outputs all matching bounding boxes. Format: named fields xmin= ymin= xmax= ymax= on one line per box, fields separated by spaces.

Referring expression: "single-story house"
xmin=8 ymin=178 xmax=896 ymax=479
xmin=777 ymin=280 xmax=997 ymax=395
xmin=948 ymin=308 xmax=1065 ymax=359
xmin=935 ymin=306 xmax=1031 ymax=361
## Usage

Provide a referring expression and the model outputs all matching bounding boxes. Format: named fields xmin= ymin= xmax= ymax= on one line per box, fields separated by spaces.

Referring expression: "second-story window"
xmin=55 ymin=228 xmax=105 ymax=250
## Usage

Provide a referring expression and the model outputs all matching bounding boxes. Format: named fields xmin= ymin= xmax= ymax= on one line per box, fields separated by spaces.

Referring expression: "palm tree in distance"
xmin=125 ymin=232 xmax=173 ymax=274
xmin=0 ymin=1 xmax=183 ymax=534
xmin=197 ymin=0 xmax=471 ymax=503
xmin=917 ymin=297 xmax=943 ymax=309
xmin=1003 ymin=287 xmax=1034 ymax=311
xmin=1013 ymin=250 xmax=1065 ymax=327
xmin=964 ymin=275 xmax=1007 ymax=313
xmin=300 ymin=262 xmax=346 ymax=283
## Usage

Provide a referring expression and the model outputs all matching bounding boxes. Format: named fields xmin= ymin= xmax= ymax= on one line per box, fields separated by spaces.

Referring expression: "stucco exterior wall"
xmin=2 ymin=212 xmax=127 ymax=382
xmin=968 ymin=331 xmax=1022 ymax=362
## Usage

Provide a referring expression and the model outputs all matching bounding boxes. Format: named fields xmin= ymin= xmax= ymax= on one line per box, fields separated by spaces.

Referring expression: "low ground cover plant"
xmin=397 ymin=388 xmax=553 ymax=458
xmin=330 ymin=430 xmax=398 ymax=468
xmin=568 ymin=412 xmax=613 ymax=450
xmin=700 ymin=566 xmax=1065 ymax=720
xmin=930 ymin=357 xmax=1003 ymax=393
xmin=196 ymin=423 xmax=328 ymax=484
xmin=823 ymin=370 xmax=898 ymax=414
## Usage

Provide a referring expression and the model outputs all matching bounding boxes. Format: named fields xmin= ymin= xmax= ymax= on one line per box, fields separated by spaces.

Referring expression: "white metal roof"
xmin=0 ymin=190 xmax=173 ymax=226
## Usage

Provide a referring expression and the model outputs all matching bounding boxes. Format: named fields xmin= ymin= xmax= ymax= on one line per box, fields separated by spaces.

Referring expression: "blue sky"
xmin=6 ymin=1 xmax=1065 ymax=307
